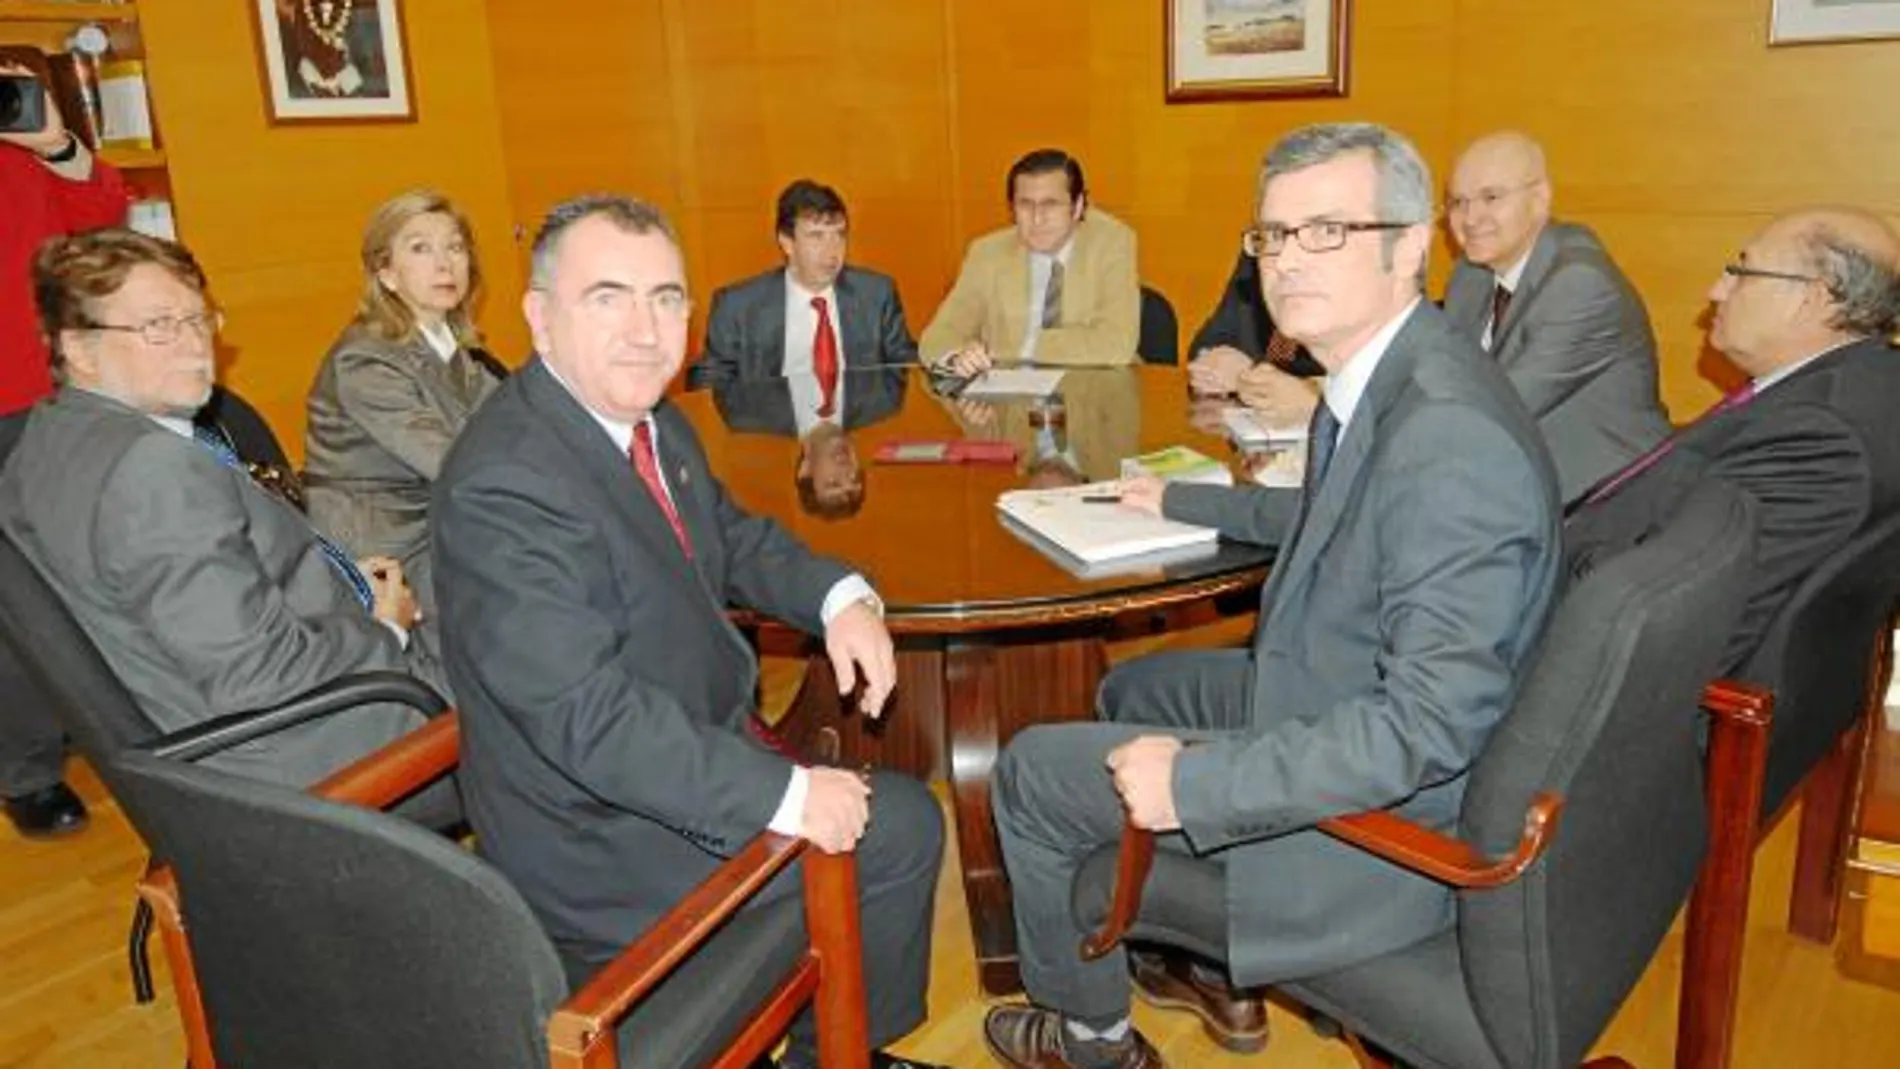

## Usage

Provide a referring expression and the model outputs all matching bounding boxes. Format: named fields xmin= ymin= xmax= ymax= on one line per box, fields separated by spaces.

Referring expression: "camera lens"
xmin=0 ymin=79 xmax=22 ymax=128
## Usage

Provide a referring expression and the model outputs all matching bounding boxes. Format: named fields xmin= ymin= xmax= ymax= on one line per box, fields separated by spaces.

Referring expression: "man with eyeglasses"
xmin=1443 ymin=130 xmax=1670 ymax=502
xmin=432 ymin=196 xmax=945 ymax=1069
xmin=921 ymin=148 xmax=1140 ymax=374
xmin=983 ymin=123 xmax=1560 ymax=1068
xmin=0 ymin=228 xmax=446 ymax=793
xmin=1567 ymin=207 xmax=1900 ymax=672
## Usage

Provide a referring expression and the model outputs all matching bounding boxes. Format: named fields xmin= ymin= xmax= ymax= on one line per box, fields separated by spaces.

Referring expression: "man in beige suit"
xmin=923 ymin=149 xmax=1140 ymax=372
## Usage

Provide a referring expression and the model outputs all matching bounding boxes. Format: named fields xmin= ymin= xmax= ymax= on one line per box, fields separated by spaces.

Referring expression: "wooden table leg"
xmin=944 ymin=631 xmax=1107 ymax=997
xmin=778 ymin=644 xmax=948 ymax=780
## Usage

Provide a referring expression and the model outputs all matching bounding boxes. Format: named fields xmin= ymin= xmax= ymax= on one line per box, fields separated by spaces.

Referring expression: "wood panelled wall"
xmin=488 ymin=0 xmax=1900 ymax=420
xmin=136 ymin=0 xmax=526 ymax=454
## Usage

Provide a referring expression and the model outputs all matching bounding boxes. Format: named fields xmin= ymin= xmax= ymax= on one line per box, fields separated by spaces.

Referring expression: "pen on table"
xmin=1080 ymin=494 xmax=1122 ymax=504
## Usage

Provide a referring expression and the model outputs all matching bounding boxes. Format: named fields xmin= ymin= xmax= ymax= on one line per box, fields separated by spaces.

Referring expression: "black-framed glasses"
xmin=1722 ymin=263 xmax=1820 ymax=285
xmin=83 ymin=310 xmax=224 ymax=347
xmin=1242 ymin=221 xmax=1414 ymax=259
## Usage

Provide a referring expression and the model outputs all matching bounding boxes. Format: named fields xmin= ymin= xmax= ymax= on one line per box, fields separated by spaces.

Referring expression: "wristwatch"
xmin=38 ymin=134 xmax=80 ymax=164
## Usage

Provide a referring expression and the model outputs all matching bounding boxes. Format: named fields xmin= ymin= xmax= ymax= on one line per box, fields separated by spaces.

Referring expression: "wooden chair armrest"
xmin=310 ymin=712 xmax=461 ymax=811
xmin=546 ymin=832 xmax=817 ymax=1059
xmin=1700 ymin=678 xmax=1773 ymax=730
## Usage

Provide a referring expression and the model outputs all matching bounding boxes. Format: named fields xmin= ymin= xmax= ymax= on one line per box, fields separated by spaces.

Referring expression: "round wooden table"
xmin=678 ymin=365 xmax=1275 ymax=995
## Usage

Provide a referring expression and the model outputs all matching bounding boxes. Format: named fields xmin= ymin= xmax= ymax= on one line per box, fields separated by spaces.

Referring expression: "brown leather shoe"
xmin=1129 ymin=947 xmax=1269 ymax=1054
xmin=982 ymin=1005 xmax=1164 ymax=1069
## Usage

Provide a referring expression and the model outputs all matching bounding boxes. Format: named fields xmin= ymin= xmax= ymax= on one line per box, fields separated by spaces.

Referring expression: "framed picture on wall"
xmin=1166 ymin=0 xmax=1352 ymax=102
xmin=1770 ymin=0 xmax=1900 ymax=45
xmin=250 ymin=0 xmax=416 ymax=123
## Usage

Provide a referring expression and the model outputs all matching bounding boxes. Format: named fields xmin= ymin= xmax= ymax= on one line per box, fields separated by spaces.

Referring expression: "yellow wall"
xmin=488 ymin=0 xmax=1900 ymax=420
xmin=137 ymin=0 xmax=526 ymax=455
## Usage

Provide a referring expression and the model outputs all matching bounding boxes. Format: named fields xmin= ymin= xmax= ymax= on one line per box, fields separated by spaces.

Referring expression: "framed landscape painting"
xmin=251 ymin=0 xmax=416 ymax=123
xmin=1770 ymin=0 xmax=1900 ymax=45
xmin=1166 ymin=0 xmax=1352 ymax=102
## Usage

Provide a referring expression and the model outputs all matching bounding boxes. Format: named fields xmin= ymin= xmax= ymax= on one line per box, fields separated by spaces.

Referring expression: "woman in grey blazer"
xmin=304 ymin=190 xmax=503 ymax=651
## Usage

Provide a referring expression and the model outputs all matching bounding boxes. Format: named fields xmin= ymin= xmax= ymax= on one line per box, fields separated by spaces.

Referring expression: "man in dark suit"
xmin=431 ymin=196 xmax=943 ymax=1069
xmin=1443 ymin=131 xmax=1670 ymax=502
xmin=982 ymin=124 xmax=1561 ymax=1068
xmin=1567 ymin=206 xmax=1900 ymax=672
xmin=694 ymin=179 xmax=917 ymax=391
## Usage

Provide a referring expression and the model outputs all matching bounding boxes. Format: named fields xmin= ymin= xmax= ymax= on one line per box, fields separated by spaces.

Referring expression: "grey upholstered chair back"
xmin=0 ymin=531 xmax=159 ymax=767
xmin=1458 ymin=480 xmax=1757 ymax=1069
xmin=1138 ymin=285 xmax=1180 ymax=366
xmin=1737 ymin=508 xmax=1900 ymax=818
xmin=111 ymin=748 xmax=569 ymax=1069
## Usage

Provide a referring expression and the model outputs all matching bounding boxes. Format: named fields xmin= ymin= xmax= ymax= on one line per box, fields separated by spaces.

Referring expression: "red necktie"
xmin=630 ymin=421 xmax=693 ymax=558
xmin=1579 ymin=384 xmax=1757 ymax=507
xmin=812 ymin=296 xmax=839 ymax=418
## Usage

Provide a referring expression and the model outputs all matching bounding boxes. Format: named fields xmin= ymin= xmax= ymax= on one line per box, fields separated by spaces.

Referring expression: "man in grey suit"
xmin=1443 ymin=131 xmax=1670 ymax=502
xmin=0 ymin=229 xmax=439 ymax=790
xmin=693 ymin=179 xmax=917 ymax=390
xmin=431 ymin=196 xmax=943 ymax=1069
xmin=981 ymin=124 xmax=1562 ymax=1069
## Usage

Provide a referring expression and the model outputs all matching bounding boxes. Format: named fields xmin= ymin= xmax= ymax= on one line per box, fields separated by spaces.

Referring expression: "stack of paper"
xmin=1222 ymin=407 xmax=1308 ymax=446
xmin=996 ymin=482 xmax=1218 ymax=564
xmin=960 ymin=367 xmax=1066 ymax=399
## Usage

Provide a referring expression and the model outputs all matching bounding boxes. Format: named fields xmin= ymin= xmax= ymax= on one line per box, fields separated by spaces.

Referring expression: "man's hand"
xmin=1188 ymin=346 xmax=1252 ymax=397
xmin=944 ymin=342 xmax=994 ymax=379
xmin=824 ymin=599 xmax=896 ymax=718
xmin=1107 ymin=735 xmax=1184 ymax=831
xmin=800 ymin=767 xmax=871 ymax=854
xmin=1117 ymin=475 xmax=1167 ymax=518
xmin=1237 ymin=362 xmax=1320 ymax=426
xmin=0 ymin=62 xmax=72 ymax=157
xmin=363 ymin=556 xmax=420 ymax=631
xmin=953 ymin=397 xmax=998 ymax=430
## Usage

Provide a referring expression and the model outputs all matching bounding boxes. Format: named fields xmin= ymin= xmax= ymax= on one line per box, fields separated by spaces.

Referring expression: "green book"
xmin=1119 ymin=446 xmax=1234 ymax=487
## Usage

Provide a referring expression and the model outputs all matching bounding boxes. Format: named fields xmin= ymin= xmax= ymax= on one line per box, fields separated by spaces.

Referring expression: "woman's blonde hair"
xmin=355 ymin=189 xmax=483 ymax=344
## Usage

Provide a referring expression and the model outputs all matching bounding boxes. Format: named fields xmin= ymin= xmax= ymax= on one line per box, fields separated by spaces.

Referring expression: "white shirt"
xmin=148 ymin=410 xmax=409 ymax=648
xmin=781 ymin=271 xmax=845 ymax=376
xmin=1481 ymin=247 xmax=1534 ymax=351
xmin=786 ymin=371 xmax=842 ymax=438
xmin=1752 ymin=336 xmax=1863 ymax=396
xmin=418 ymin=319 xmax=459 ymax=362
xmin=1020 ymin=238 xmax=1076 ymax=362
xmin=542 ymin=361 xmax=880 ymax=834
xmin=1319 ymin=297 xmax=1424 ymax=444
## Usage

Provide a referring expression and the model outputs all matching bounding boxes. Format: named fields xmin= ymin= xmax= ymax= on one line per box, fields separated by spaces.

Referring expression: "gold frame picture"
xmin=250 ymin=0 xmax=416 ymax=124
xmin=1165 ymin=0 xmax=1352 ymax=103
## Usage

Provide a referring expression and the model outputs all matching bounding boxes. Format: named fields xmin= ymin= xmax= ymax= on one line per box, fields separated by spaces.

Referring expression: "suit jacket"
xmin=1188 ymin=249 xmax=1325 ymax=377
xmin=303 ymin=323 xmax=502 ymax=627
xmin=1566 ymin=335 xmax=1900 ymax=673
xmin=432 ymin=359 xmax=853 ymax=959
xmin=1445 ymin=221 xmax=1671 ymax=502
xmin=1162 ymin=302 xmax=1562 ymax=983
xmin=919 ymin=209 xmax=1140 ymax=366
xmin=712 ymin=367 xmax=909 ymax=437
xmin=695 ymin=265 xmax=917 ymax=388
xmin=0 ymin=388 xmax=437 ymax=788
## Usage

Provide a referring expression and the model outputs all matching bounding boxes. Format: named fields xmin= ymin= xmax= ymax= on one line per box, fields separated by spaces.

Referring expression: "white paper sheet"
xmin=960 ymin=367 xmax=1066 ymax=399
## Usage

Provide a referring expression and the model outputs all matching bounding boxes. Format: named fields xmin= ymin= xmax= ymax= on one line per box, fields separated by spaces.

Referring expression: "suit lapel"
xmin=752 ymin=273 xmax=789 ymax=379
xmin=1444 ymin=261 xmax=1489 ymax=336
xmin=1490 ymin=226 xmax=1560 ymax=358
xmin=834 ymin=270 xmax=872 ymax=366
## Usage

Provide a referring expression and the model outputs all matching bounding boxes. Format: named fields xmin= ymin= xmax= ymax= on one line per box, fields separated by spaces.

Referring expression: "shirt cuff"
xmin=379 ymin=619 xmax=411 ymax=650
xmin=819 ymin=574 xmax=879 ymax=627
xmin=766 ymin=765 xmax=810 ymax=835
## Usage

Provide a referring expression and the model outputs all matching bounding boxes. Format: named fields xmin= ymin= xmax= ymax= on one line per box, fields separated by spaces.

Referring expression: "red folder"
xmin=873 ymin=439 xmax=1019 ymax=465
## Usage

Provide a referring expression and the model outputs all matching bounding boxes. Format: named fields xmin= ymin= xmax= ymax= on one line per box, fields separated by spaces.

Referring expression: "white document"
xmin=98 ymin=67 xmax=154 ymax=146
xmin=1222 ymin=406 xmax=1307 ymax=446
xmin=961 ymin=367 xmax=1066 ymax=399
xmin=996 ymin=482 xmax=1219 ymax=564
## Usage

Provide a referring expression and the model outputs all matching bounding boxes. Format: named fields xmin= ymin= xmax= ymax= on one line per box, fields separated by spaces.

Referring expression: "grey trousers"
xmin=0 ymin=410 xmax=66 ymax=797
xmin=992 ymin=649 xmax=1253 ymax=1027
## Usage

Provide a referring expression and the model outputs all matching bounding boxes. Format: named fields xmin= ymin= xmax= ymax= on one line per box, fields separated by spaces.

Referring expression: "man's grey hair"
xmin=529 ymin=194 xmax=679 ymax=290
xmin=1257 ymin=122 xmax=1434 ymax=279
xmin=1801 ymin=225 xmax=1900 ymax=337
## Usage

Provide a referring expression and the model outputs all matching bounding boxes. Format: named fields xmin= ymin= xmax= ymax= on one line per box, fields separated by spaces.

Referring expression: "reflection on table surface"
xmin=689 ymin=365 xmax=1278 ymax=624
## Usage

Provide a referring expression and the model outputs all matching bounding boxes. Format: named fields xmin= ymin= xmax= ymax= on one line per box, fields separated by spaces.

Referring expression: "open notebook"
xmin=995 ymin=482 xmax=1219 ymax=565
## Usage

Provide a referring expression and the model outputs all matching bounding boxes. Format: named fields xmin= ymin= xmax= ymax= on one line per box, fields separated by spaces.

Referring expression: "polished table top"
xmin=674 ymin=366 xmax=1277 ymax=631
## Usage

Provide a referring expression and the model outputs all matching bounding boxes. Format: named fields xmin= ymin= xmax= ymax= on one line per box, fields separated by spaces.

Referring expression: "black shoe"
xmin=3 ymin=781 xmax=89 ymax=839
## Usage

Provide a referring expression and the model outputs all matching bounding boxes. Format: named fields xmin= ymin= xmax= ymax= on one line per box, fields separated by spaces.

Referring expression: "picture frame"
xmin=1769 ymin=0 xmax=1900 ymax=46
xmin=1166 ymin=0 xmax=1352 ymax=103
xmin=250 ymin=0 xmax=416 ymax=124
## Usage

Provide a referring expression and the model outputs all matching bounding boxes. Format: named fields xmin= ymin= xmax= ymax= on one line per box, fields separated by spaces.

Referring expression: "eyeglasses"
xmin=1722 ymin=263 xmax=1820 ymax=285
xmin=1445 ymin=180 xmax=1541 ymax=216
xmin=1013 ymin=197 xmax=1075 ymax=221
xmin=1242 ymin=221 xmax=1414 ymax=259
xmin=83 ymin=310 xmax=223 ymax=347
xmin=579 ymin=286 xmax=692 ymax=322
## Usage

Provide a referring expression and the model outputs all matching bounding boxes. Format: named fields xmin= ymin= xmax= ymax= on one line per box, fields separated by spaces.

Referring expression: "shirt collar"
xmin=1495 ymin=244 xmax=1535 ymax=292
xmin=418 ymin=319 xmax=459 ymax=361
xmin=1321 ymin=298 xmax=1422 ymax=433
xmin=784 ymin=269 xmax=838 ymax=306
xmin=151 ymin=413 xmax=195 ymax=439
xmin=1752 ymin=335 xmax=1864 ymax=395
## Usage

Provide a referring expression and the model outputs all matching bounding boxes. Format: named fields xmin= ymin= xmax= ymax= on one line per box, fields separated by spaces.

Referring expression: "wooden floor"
xmin=5 ymin=649 xmax=1900 ymax=1066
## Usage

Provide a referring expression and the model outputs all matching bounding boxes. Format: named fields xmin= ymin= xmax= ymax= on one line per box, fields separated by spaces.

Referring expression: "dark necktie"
xmin=1488 ymin=283 xmax=1514 ymax=351
xmin=811 ymin=296 xmax=840 ymax=418
xmin=191 ymin=425 xmax=374 ymax=610
xmin=1263 ymin=329 xmax=1300 ymax=370
xmin=1041 ymin=259 xmax=1064 ymax=330
xmin=1577 ymin=384 xmax=1758 ymax=508
xmin=1305 ymin=399 xmax=1341 ymax=492
xmin=630 ymin=421 xmax=694 ymax=558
